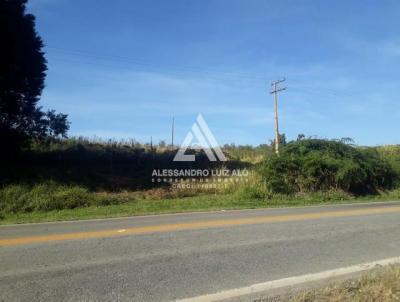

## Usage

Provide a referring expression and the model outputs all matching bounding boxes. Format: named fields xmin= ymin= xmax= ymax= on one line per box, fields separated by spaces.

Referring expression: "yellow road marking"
xmin=1 ymin=206 xmax=400 ymax=247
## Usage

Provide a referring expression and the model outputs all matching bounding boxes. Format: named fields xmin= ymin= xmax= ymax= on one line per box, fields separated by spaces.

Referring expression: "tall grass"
xmin=291 ymin=266 xmax=400 ymax=302
xmin=1 ymin=138 xmax=400 ymax=223
xmin=1 ymin=137 xmax=255 ymax=191
xmin=0 ymin=182 xmax=92 ymax=213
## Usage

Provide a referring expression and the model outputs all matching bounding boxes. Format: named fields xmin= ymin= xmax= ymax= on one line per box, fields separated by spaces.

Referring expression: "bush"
xmin=93 ymin=192 xmax=132 ymax=206
xmin=260 ymin=139 xmax=397 ymax=195
xmin=0 ymin=182 xmax=93 ymax=213
xmin=375 ymin=145 xmax=400 ymax=187
xmin=235 ymin=184 xmax=267 ymax=200
xmin=50 ymin=186 xmax=92 ymax=210
xmin=0 ymin=185 xmax=30 ymax=213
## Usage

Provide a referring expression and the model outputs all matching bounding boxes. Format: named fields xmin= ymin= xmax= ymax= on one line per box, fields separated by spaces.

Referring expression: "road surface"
xmin=1 ymin=201 xmax=400 ymax=301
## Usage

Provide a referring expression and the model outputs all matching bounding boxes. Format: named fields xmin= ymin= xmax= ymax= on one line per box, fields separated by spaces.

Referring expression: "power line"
xmin=46 ymin=46 xmax=363 ymax=100
xmin=46 ymin=46 xmax=268 ymax=82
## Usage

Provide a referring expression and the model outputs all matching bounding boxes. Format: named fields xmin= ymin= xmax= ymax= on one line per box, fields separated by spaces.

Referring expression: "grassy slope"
xmin=290 ymin=266 xmax=400 ymax=302
xmin=2 ymin=190 xmax=400 ymax=225
xmin=1 ymin=141 xmax=399 ymax=225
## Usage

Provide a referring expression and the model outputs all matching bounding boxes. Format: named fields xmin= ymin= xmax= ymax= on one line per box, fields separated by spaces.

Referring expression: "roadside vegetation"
xmin=3 ymin=183 xmax=400 ymax=225
xmin=1 ymin=137 xmax=400 ymax=224
xmin=288 ymin=265 xmax=400 ymax=302
xmin=261 ymin=139 xmax=397 ymax=195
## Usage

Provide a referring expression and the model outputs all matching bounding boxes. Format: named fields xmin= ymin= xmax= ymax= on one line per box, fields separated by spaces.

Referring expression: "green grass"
xmin=2 ymin=139 xmax=400 ymax=225
xmin=1 ymin=186 xmax=400 ymax=225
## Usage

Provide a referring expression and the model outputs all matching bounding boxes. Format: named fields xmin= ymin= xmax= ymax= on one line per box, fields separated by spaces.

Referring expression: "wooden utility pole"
xmin=171 ymin=117 xmax=175 ymax=150
xmin=270 ymin=78 xmax=286 ymax=154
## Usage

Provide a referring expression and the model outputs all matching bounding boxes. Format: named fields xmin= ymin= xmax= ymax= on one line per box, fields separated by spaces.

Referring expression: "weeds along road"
xmin=1 ymin=201 xmax=400 ymax=301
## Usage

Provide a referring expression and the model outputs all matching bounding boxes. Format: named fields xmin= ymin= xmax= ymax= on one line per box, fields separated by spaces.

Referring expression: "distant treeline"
xmin=28 ymin=136 xmax=272 ymax=162
xmin=0 ymin=137 xmax=254 ymax=191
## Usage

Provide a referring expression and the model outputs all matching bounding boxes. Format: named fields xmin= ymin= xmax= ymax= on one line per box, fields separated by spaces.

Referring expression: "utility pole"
xmin=270 ymin=78 xmax=286 ymax=154
xmin=171 ymin=116 xmax=175 ymax=150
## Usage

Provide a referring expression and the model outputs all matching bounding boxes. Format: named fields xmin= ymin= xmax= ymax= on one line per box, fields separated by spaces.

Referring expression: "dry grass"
xmin=290 ymin=266 xmax=400 ymax=302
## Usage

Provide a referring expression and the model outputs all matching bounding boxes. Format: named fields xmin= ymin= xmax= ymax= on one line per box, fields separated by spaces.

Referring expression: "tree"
xmin=158 ymin=140 xmax=166 ymax=149
xmin=270 ymin=133 xmax=287 ymax=151
xmin=296 ymin=133 xmax=306 ymax=141
xmin=340 ymin=137 xmax=355 ymax=145
xmin=45 ymin=110 xmax=69 ymax=137
xmin=0 ymin=0 xmax=69 ymax=152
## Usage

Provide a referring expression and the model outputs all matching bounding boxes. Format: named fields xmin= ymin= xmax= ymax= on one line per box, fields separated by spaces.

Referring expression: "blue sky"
xmin=28 ymin=0 xmax=400 ymax=146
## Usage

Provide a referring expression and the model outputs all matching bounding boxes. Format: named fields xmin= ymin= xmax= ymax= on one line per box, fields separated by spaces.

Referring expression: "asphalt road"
xmin=1 ymin=201 xmax=400 ymax=301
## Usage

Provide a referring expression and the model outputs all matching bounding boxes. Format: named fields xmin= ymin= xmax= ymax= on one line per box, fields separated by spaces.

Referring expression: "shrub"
xmin=93 ymin=192 xmax=132 ymax=206
xmin=235 ymin=184 xmax=267 ymax=200
xmin=50 ymin=186 xmax=92 ymax=210
xmin=260 ymin=139 xmax=397 ymax=195
xmin=0 ymin=184 xmax=30 ymax=213
xmin=375 ymin=145 xmax=400 ymax=187
xmin=0 ymin=182 xmax=93 ymax=213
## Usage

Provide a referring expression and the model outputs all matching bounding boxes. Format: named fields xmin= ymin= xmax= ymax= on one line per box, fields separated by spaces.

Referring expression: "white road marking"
xmin=117 ymin=229 xmax=126 ymax=233
xmin=176 ymin=256 xmax=400 ymax=302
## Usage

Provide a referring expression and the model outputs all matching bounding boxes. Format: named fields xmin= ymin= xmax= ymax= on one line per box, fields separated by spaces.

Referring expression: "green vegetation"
xmin=289 ymin=265 xmax=400 ymax=302
xmin=261 ymin=139 xmax=397 ymax=195
xmin=222 ymin=143 xmax=271 ymax=163
xmin=1 ymin=138 xmax=400 ymax=225
xmin=2 ymin=180 xmax=400 ymax=225
xmin=0 ymin=137 xmax=250 ymax=191
xmin=376 ymin=145 xmax=400 ymax=182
